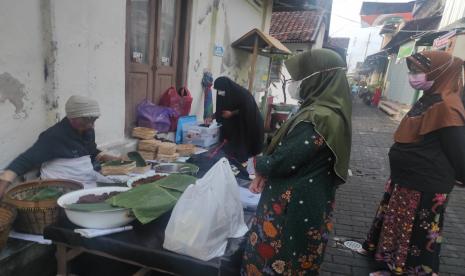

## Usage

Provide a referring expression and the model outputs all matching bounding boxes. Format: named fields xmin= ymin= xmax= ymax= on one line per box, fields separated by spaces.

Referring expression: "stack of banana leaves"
xmin=66 ymin=174 xmax=196 ymax=224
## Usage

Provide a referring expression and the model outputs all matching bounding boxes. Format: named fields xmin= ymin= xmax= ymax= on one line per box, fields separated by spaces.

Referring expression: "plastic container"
xmin=182 ymin=124 xmax=220 ymax=148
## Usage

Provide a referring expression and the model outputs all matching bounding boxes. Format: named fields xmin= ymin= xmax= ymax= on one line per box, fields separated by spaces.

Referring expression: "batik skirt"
xmin=363 ymin=179 xmax=448 ymax=275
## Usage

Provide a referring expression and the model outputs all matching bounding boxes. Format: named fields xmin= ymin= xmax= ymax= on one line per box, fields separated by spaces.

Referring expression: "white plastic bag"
xmin=163 ymin=158 xmax=248 ymax=261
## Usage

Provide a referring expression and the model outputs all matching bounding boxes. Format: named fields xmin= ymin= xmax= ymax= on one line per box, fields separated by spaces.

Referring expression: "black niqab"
xmin=213 ymin=77 xmax=264 ymax=162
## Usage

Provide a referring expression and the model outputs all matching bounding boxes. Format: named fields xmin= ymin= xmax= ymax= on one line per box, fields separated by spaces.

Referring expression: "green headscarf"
xmin=266 ymin=48 xmax=352 ymax=183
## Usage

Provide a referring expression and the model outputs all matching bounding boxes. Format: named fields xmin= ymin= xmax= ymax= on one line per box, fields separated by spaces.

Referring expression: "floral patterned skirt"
xmin=363 ymin=179 xmax=448 ymax=275
xmin=241 ymin=179 xmax=335 ymax=276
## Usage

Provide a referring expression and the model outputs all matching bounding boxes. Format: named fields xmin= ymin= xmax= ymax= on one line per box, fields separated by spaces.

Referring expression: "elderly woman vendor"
xmin=0 ymin=95 xmax=119 ymax=198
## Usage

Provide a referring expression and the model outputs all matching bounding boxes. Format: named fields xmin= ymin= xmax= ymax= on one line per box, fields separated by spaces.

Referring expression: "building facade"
xmin=0 ymin=0 xmax=273 ymax=168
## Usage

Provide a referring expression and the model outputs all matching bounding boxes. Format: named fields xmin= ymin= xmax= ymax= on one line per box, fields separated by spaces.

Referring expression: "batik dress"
xmin=363 ymin=180 xmax=448 ymax=275
xmin=242 ymin=122 xmax=337 ymax=276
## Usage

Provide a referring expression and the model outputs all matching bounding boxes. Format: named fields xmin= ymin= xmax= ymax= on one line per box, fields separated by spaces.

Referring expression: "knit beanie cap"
xmin=65 ymin=95 xmax=101 ymax=119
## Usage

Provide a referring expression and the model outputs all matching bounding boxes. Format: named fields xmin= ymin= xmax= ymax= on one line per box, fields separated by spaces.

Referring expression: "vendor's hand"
xmin=0 ymin=180 xmax=11 ymax=200
xmin=249 ymin=175 xmax=266 ymax=194
xmin=222 ymin=110 xmax=234 ymax=119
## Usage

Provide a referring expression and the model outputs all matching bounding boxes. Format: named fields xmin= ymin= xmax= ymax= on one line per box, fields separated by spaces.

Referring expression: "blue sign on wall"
xmin=214 ymin=44 xmax=224 ymax=57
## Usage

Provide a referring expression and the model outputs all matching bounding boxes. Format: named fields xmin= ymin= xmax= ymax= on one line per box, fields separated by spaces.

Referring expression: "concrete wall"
xmin=185 ymin=0 xmax=272 ymax=119
xmin=285 ymin=43 xmax=313 ymax=53
xmin=0 ymin=0 xmax=126 ymax=169
xmin=439 ymin=0 xmax=465 ymax=29
xmin=52 ymin=0 xmax=126 ymax=147
xmin=0 ymin=1 xmax=48 ymax=169
xmin=0 ymin=0 xmax=270 ymax=169
xmin=383 ymin=55 xmax=416 ymax=105
xmin=452 ymin=34 xmax=465 ymax=60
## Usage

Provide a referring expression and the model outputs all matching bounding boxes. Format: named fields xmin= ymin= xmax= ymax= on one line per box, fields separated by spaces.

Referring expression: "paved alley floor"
xmin=320 ymin=99 xmax=465 ymax=276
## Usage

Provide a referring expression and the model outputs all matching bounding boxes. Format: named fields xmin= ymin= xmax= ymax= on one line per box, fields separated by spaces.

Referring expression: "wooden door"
xmin=125 ymin=0 xmax=182 ymax=132
xmin=153 ymin=0 xmax=181 ymax=103
xmin=126 ymin=0 xmax=156 ymax=131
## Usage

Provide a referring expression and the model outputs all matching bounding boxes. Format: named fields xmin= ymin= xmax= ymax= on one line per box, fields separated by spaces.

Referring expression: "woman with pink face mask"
xmin=361 ymin=51 xmax=465 ymax=276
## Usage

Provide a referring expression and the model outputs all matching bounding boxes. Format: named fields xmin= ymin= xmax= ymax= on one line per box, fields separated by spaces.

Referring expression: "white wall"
xmin=384 ymin=55 xmax=416 ymax=105
xmin=439 ymin=0 xmax=465 ymax=29
xmin=0 ymin=1 xmax=48 ymax=169
xmin=52 ymin=0 xmax=126 ymax=147
xmin=285 ymin=43 xmax=312 ymax=53
xmin=0 ymin=0 xmax=126 ymax=169
xmin=186 ymin=0 xmax=272 ymax=119
xmin=452 ymin=34 xmax=465 ymax=60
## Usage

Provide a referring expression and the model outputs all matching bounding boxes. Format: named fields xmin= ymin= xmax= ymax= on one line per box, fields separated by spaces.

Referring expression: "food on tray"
xmin=156 ymin=153 xmax=179 ymax=162
xmin=138 ymin=151 xmax=155 ymax=161
xmin=76 ymin=191 xmax=122 ymax=204
xmin=132 ymin=127 xmax=157 ymax=140
xmin=132 ymin=174 xmax=167 ymax=187
xmin=176 ymin=144 xmax=196 ymax=156
xmin=158 ymin=142 xmax=176 ymax=155
xmin=138 ymin=139 xmax=161 ymax=152
xmin=101 ymin=160 xmax=136 ymax=175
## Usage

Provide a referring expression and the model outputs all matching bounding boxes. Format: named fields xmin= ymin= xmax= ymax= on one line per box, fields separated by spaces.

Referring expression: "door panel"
xmin=126 ymin=0 xmax=155 ymax=131
xmin=126 ymin=0 xmax=186 ymax=133
xmin=153 ymin=0 xmax=180 ymax=99
xmin=126 ymin=73 xmax=149 ymax=130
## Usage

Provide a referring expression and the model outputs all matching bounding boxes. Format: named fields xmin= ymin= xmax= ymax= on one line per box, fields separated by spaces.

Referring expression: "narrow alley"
xmin=320 ymin=99 xmax=465 ymax=276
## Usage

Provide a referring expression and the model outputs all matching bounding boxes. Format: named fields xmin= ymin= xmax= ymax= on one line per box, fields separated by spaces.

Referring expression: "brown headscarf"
xmin=394 ymin=51 xmax=465 ymax=143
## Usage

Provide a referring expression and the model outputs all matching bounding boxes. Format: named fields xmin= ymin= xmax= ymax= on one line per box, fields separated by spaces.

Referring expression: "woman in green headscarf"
xmin=242 ymin=48 xmax=352 ymax=276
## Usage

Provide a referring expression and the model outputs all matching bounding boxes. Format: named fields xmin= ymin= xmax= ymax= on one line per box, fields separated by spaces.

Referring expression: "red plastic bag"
xmin=159 ymin=86 xmax=193 ymax=131
xmin=177 ymin=87 xmax=193 ymax=116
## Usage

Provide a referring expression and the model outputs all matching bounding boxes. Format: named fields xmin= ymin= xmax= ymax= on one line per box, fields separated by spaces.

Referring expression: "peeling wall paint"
xmin=0 ymin=0 xmax=48 ymax=169
xmin=186 ymin=0 xmax=272 ymax=120
xmin=0 ymin=72 xmax=27 ymax=116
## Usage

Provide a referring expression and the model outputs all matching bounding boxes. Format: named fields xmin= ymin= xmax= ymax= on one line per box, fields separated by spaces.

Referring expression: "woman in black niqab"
xmin=213 ymin=76 xmax=264 ymax=162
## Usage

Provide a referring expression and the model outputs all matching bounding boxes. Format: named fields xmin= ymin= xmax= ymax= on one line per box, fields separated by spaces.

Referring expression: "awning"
xmin=232 ymin=28 xmax=291 ymax=92
xmin=382 ymin=16 xmax=442 ymax=52
xmin=231 ymin=28 xmax=292 ymax=56
xmin=360 ymin=1 xmax=414 ymax=27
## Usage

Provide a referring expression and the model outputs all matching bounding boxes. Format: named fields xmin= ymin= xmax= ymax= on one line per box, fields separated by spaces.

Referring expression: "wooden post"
xmin=56 ymin=244 xmax=68 ymax=276
xmin=248 ymin=36 xmax=259 ymax=93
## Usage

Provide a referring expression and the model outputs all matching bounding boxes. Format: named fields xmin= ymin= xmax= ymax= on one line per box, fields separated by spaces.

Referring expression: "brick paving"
xmin=320 ymin=99 xmax=465 ymax=276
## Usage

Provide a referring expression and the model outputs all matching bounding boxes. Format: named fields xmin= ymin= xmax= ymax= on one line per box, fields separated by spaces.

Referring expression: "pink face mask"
xmin=408 ymin=73 xmax=434 ymax=91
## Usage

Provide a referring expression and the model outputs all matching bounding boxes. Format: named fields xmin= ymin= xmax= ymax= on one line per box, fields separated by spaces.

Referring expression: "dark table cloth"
xmin=44 ymin=154 xmax=253 ymax=275
xmin=44 ymin=211 xmax=250 ymax=276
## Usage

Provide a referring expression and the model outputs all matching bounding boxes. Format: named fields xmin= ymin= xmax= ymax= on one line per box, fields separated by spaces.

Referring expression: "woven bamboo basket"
xmin=4 ymin=179 xmax=83 ymax=235
xmin=0 ymin=202 xmax=17 ymax=251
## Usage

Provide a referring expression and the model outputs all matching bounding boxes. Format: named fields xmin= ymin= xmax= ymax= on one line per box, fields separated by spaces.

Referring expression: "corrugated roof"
xmin=231 ymin=28 xmax=292 ymax=56
xmin=360 ymin=1 xmax=415 ymax=16
xmin=270 ymin=10 xmax=324 ymax=43
xmin=327 ymin=37 xmax=350 ymax=50
xmin=383 ymin=16 xmax=442 ymax=51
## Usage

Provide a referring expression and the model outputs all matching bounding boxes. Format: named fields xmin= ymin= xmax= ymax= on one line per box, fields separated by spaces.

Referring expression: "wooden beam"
xmin=248 ymin=36 xmax=259 ymax=92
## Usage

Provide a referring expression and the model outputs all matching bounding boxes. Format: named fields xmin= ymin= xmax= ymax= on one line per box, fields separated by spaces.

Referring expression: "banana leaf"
xmin=127 ymin=151 xmax=147 ymax=167
xmin=102 ymin=160 xmax=135 ymax=167
xmin=25 ymin=187 xmax=64 ymax=201
xmin=108 ymin=174 xmax=196 ymax=224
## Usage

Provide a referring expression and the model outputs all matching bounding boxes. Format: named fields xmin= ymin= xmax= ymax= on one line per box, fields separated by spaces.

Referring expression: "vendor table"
xmin=44 ymin=152 xmax=253 ymax=275
xmin=44 ymin=211 xmax=251 ymax=276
